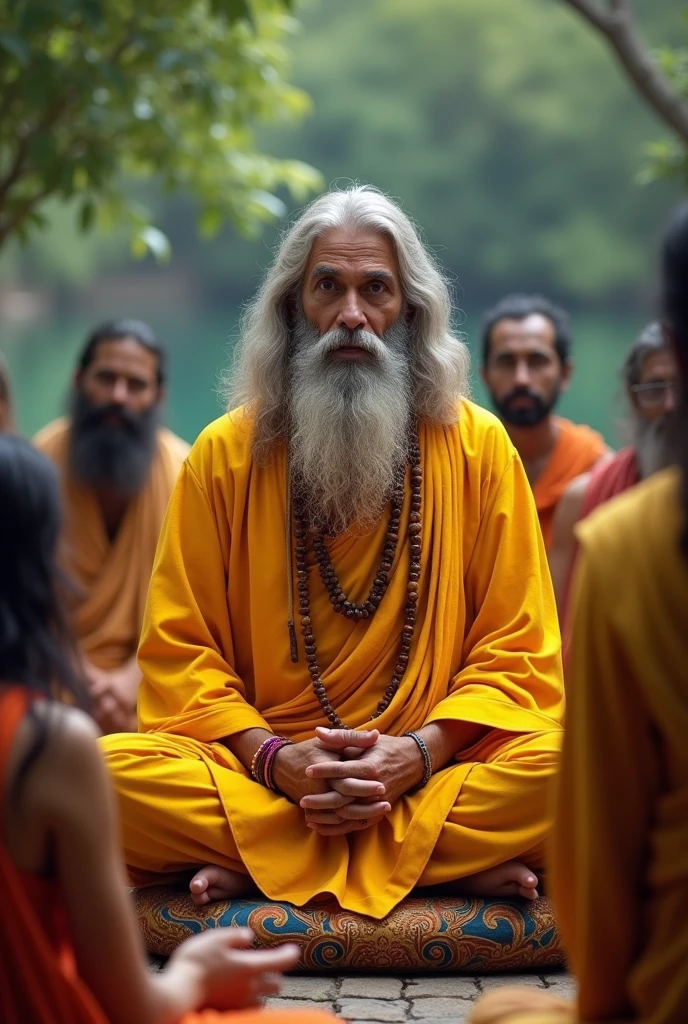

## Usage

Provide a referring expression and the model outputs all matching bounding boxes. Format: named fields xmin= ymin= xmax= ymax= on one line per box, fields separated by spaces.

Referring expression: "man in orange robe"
xmin=480 ymin=295 xmax=607 ymax=549
xmin=35 ymin=320 xmax=189 ymax=733
xmin=103 ymin=186 xmax=563 ymax=918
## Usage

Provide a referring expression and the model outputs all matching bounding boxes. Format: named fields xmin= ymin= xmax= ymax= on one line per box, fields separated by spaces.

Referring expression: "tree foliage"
xmin=259 ymin=0 xmax=682 ymax=308
xmin=0 ymin=0 xmax=321 ymax=255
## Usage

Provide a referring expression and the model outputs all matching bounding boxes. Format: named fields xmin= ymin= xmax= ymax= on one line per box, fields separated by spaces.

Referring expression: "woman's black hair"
xmin=662 ymin=202 xmax=688 ymax=559
xmin=0 ymin=436 xmax=89 ymax=795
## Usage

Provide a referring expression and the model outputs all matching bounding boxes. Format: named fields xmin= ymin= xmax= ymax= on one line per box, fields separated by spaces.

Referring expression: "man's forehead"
xmin=491 ymin=315 xmax=556 ymax=352
xmin=89 ymin=337 xmax=158 ymax=376
xmin=640 ymin=349 xmax=677 ymax=382
xmin=304 ymin=226 xmax=400 ymax=277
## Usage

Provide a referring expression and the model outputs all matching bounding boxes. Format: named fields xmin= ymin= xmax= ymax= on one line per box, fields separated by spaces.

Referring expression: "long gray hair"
xmin=225 ymin=185 xmax=470 ymax=457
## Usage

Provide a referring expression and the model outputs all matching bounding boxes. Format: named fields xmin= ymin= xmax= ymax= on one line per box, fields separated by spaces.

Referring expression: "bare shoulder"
xmin=21 ymin=705 xmax=107 ymax=822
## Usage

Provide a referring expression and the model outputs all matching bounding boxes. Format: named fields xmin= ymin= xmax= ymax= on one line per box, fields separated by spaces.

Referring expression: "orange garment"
xmin=103 ymin=400 xmax=563 ymax=918
xmin=470 ymin=468 xmax=688 ymax=1024
xmin=34 ymin=417 xmax=189 ymax=670
xmin=532 ymin=416 xmax=607 ymax=549
xmin=0 ymin=687 xmax=335 ymax=1024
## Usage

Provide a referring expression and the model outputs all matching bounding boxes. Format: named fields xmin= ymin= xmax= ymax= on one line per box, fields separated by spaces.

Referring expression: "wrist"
xmin=404 ymin=731 xmax=432 ymax=791
xmin=149 ymin=963 xmax=202 ymax=1024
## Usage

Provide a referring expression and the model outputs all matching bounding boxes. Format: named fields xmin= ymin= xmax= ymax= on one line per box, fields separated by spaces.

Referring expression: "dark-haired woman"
xmin=0 ymin=434 xmax=335 ymax=1024
xmin=469 ymin=208 xmax=688 ymax=1024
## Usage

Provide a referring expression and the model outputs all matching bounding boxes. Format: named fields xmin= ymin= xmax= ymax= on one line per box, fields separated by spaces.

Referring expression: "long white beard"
xmin=633 ymin=410 xmax=675 ymax=479
xmin=289 ymin=317 xmax=412 ymax=534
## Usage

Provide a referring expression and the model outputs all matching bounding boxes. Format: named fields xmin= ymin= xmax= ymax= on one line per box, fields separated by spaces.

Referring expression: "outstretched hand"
xmin=168 ymin=927 xmax=300 ymax=1011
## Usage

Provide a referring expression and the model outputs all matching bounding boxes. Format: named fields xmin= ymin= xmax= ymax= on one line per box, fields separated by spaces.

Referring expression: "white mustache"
xmin=317 ymin=329 xmax=387 ymax=360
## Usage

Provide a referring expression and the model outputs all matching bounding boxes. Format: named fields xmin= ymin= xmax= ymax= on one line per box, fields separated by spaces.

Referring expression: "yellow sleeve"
xmin=425 ymin=452 xmax=564 ymax=734
xmin=137 ymin=458 xmax=271 ymax=742
xmin=552 ymin=536 xmax=660 ymax=1020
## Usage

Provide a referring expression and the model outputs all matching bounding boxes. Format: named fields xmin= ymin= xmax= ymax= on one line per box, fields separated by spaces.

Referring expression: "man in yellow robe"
xmin=103 ymin=186 xmax=563 ymax=918
xmin=469 ymin=206 xmax=688 ymax=1024
xmin=35 ymin=320 xmax=189 ymax=733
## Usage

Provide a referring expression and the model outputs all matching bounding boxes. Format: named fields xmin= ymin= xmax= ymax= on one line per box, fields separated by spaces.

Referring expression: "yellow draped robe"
xmin=470 ymin=467 xmax=688 ymax=1024
xmin=103 ymin=400 xmax=564 ymax=919
xmin=34 ymin=417 xmax=189 ymax=670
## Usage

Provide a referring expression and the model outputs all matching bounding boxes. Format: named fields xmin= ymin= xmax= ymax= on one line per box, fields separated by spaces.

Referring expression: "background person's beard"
xmin=68 ymin=390 xmax=159 ymax=496
xmin=633 ymin=409 xmax=676 ymax=480
xmin=492 ymin=386 xmax=560 ymax=427
xmin=289 ymin=315 xmax=412 ymax=534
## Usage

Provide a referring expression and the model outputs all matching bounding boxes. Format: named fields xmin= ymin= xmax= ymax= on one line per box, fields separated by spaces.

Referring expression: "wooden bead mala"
xmin=291 ymin=429 xmax=422 ymax=729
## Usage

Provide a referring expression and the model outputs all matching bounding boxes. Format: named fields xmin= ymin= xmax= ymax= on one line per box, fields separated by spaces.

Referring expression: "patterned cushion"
xmin=134 ymin=888 xmax=565 ymax=972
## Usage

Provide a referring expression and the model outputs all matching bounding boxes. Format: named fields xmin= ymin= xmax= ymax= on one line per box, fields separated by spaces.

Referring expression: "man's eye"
xmin=318 ymin=279 xmax=335 ymax=291
xmin=368 ymin=281 xmax=385 ymax=293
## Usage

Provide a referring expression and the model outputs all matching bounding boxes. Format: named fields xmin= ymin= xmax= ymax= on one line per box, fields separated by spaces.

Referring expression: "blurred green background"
xmin=0 ymin=0 xmax=683 ymax=445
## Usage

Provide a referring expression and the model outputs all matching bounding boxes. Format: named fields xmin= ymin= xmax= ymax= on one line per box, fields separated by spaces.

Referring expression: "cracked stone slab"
xmin=340 ymin=977 xmax=404 ymax=999
xmin=338 ymin=997 xmax=409 ymax=1021
xmin=410 ymin=996 xmax=472 ymax=1018
xmin=280 ymin=976 xmax=338 ymax=1000
xmin=405 ymin=977 xmax=480 ymax=999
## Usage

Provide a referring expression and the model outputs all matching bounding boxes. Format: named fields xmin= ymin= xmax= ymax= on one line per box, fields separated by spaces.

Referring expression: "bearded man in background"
xmin=549 ymin=321 xmax=678 ymax=619
xmin=103 ymin=186 xmax=563 ymax=917
xmin=481 ymin=294 xmax=608 ymax=550
xmin=34 ymin=319 xmax=189 ymax=733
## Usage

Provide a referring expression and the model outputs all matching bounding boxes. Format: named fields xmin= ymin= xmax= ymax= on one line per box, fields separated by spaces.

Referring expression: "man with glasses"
xmin=549 ymin=321 xmax=678 ymax=618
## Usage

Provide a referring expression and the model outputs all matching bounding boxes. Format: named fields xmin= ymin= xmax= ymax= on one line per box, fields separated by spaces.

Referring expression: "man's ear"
xmin=559 ymin=360 xmax=574 ymax=394
xmin=155 ymin=386 xmax=167 ymax=407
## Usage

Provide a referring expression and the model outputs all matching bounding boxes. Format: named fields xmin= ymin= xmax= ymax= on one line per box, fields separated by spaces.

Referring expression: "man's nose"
xmin=662 ymin=384 xmax=677 ymax=412
xmin=111 ymin=378 xmax=129 ymax=405
xmin=338 ymin=289 xmax=366 ymax=331
xmin=514 ymin=361 xmax=532 ymax=388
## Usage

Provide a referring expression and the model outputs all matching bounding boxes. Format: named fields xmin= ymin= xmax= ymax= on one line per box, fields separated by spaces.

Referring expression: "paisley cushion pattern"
xmin=134 ymin=888 xmax=565 ymax=972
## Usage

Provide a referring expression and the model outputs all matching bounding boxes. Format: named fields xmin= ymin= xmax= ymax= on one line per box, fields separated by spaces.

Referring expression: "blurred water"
xmin=3 ymin=310 xmax=640 ymax=446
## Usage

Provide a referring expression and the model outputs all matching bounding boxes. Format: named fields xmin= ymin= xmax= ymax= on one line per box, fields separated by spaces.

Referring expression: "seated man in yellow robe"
xmin=469 ymin=206 xmax=688 ymax=1024
xmin=103 ymin=186 xmax=564 ymax=919
xmin=35 ymin=320 xmax=189 ymax=734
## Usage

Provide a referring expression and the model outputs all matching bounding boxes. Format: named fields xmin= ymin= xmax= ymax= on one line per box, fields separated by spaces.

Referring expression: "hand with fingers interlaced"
xmin=298 ymin=727 xmax=425 ymax=836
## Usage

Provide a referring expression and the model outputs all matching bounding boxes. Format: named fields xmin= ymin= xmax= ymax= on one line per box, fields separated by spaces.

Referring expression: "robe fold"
xmin=469 ymin=467 xmax=688 ymax=1024
xmin=103 ymin=400 xmax=564 ymax=919
xmin=532 ymin=416 xmax=607 ymax=550
xmin=34 ymin=417 xmax=189 ymax=670
xmin=0 ymin=687 xmax=335 ymax=1024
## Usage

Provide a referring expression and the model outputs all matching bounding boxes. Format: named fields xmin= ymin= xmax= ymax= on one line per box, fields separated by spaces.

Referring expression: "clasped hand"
xmin=273 ymin=727 xmax=424 ymax=836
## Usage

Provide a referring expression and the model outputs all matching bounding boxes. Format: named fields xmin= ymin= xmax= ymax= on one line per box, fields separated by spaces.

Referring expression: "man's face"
xmin=77 ymin=336 xmax=160 ymax=417
xmin=70 ymin=336 xmax=162 ymax=495
xmin=631 ymin=349 xmax=679 ymax=425
xmin=300 ymin=226 xmax=404 ymax=350
xmin=482 ymin=314 xmax=571 ymax=427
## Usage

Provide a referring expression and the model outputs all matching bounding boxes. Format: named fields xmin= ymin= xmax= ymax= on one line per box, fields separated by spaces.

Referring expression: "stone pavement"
xmin=266 ymin=971 xmax=577 ymax=1022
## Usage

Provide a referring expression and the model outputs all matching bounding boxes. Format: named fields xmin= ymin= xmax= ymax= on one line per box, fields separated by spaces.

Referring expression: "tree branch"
xmin=563 ymin=0 xmax=612 ymax=34
xmin=561 ymin=0 xmax=688 ymax=145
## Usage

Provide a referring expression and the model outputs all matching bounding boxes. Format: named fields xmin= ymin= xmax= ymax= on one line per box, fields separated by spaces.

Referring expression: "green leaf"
xmin=78 ymin=198 xmax=95 ymax=232
xmin=199 ymin=207 xmax=224 ymax=239
xmin=131 ymin=225 xmax=171 ymax=262
xmin=210 ymin=0 xmax=253 ymax=25
xmin=0 ymin=32 xmax=30 ymax=65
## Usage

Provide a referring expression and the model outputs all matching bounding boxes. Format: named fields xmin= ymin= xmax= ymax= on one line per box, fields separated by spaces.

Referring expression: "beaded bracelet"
xmin=251 ymin=735 xmax=293 ymax=791
xmin=404 ymin=731 xmax=432 ymax=791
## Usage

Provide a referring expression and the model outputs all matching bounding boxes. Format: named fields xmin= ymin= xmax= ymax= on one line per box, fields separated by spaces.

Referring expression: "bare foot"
xmin=189 ymin=865 xmax=255 ymax=906
xmin=455 ymin=859 xmax=539 ymax=901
